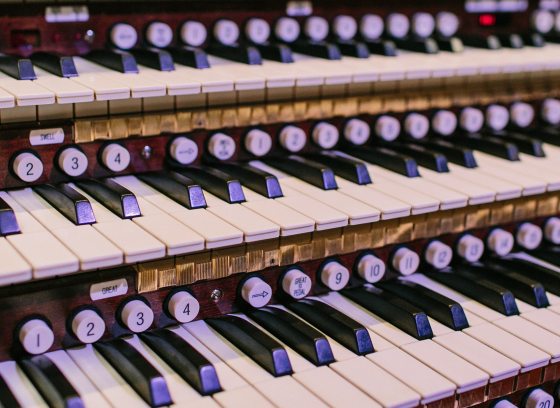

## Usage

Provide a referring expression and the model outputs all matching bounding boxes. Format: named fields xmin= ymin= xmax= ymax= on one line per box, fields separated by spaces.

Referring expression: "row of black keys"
xmin=3 ymin=253 xmax=560 ymax=407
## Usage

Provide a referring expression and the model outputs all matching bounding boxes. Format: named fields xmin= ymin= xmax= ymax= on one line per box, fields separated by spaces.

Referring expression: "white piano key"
xmin=33 ymin=67 xmax=94 ymax=104
xmin=291 ymin=54 xmax=352 ymax=85
xmin=46 ymin=350 xmax=111 ymax=407
xmin=517 ymin=152 xmax=560 ymax=191
xmin=331 ymin=356 xmax=419 ymax=408
xmin=0 ymin=82 xmax=15 ymax=108
xmin=448 ymin=163 xmax=522 ymax=201
xmin=136 ymin=65 xmax=201 ymax=95
xmin=0 ymin=361 xmax=47 ymax=408
xmin=0 ymin=71 xmax=54 ymax=106
xmin=0 ymin=238 xmax=32 ymax=285
xmin=206 ymin=56 xmax=266 ymax=91
xmin=71 ymin=57 xmax=130 ymax=100
xmin=67 ymin=345 xmax=149 ymax=407
xmin=401 ymin=340 xmax=489 ymax=393
xmin=253 ymin=376 xmax=327 ymax=408
xmin=419 ymin=167 xmax=495 ymax=205
xmin=213 ymin=386 xmax=273 ymax=408
xmin=522 ymin=308 xmax=560 ymax=338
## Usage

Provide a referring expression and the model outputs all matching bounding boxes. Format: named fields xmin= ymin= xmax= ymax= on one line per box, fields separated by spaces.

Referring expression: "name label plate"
xmin=90 ymin=278 xmax=128 ymax=301
xmin=29 ymin=128 xmax=65 ymax=146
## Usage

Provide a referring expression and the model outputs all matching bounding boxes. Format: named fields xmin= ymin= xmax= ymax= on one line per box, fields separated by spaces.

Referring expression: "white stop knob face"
xmin=12 ymin=152 xmax=43 ymax=182
xmin=170 ymin=137 xmax=198 ymax=165
xmin=356 ymin=254 xmax=386 ymax=283
xmin=457 ymin=235 xmax=485 ymax=262
xmin=167 ymin=291 xmax=200 ymax=323
xmin=544 ymin=217 xmax=560 ymax=244
xmin=432 ymin=110 xmax=457 ymax=136
xmin=312 ymin=122 xmax=339 ymax=149
xmin=245 ymin=18 xmax=271 ymax=44
xmin=282 ymin=269 xmax=312 ymax=299
xmin=360 ymin=14 xmax=384 ymax=40
xmin=487 ymin=229 xmax=515 ymax=256
xmin=386 ymin=13 xmax=410 ymax=39
xmin=333 ymin=15 xmax=358 ymax=41
xmin=120 ymin=299 xmax=154 ymax=333
xmin=320 ymin=261 xmax=350 ymax=291
xmin=516 ymin=223 xmax=543 ymax=250
xmin=510 ymin=102 xmax=535 ymax=128
xmin=214 ymin=19 xmax=240 ymax=45
xmin=101 ymin=143 xmax=131 ymax=172
xmin=208 ymin=133 xmax=236 ymax=161
xmin=460 ymin=107 xmax=484 ymax=133
xmin=58 ymin=147 xmax=88 ymax=177
xmin=275 ymin=17 xmax=300 ymax=43
xmin=556 ymin=11 xmax=560 ymax=32
xmin=436 ymin=12 xmax=460 ymax=37
xmin=524 ymin=388 xmax=554 ymax=408
xmin=145 ymin=22 xmax=173 ymax=48
xmin=180 ymin=21 xmax=208 ymax=47
xmin=245 ymin=129 xmax=272 ymax=157
xmin=241 ymin=277 xmax=272 ymax=308
xmin=412 ymin=12 xmax=435 ymax=38
xmin=405 ymin=113 xmax=430 ymax=139
xmin=279 ymin=126 xmax=307 ymax=152
xmin=375 ymin=115 xmax=401 ymax=142
xmin=392 ymin=247 xmax=420 ymax=276
xmin=305 ymin=16 xmax=329 ymax=42
xmin=19 ymin=319 xmax=54 ymax=355
xmin=493 ymin=400 xmax=516 ymax=408
xmin=110 ymin=23 xmax=138 ymax=50
xmin=542 ymin=98 xmax=560 ymax=125
xmin=486 ymin=105 xmax=510 ymax=131
xmin=532 ymin=10 xmax=555 ymax=33
xmin=344 ymin=119 xmax=370 ymax=145
xmin=425 ymin=241 xmax=453 ymax=269
xmin=71 ymin=309 xmax=106 ymax=344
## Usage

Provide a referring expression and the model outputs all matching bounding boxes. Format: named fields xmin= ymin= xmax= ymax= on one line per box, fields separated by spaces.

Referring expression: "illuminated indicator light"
xmin=479 ymin=14 xmax=496 ymax=27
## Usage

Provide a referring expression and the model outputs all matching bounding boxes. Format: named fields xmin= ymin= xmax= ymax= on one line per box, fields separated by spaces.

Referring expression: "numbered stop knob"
xmin=312 ymin=122 xmax=339 ymax=149
xmin=486 ymin=229 xmax=514 ymax=256
xmin=425 ymin=241 xmax=453 ymax=269
xmin=120 ymin=299 xmax=154 ymax=333
xmin=244 ymin=129 xmax=272 ymax=157
xmin=281 ymin=268 xmax=312 ymax=299
xmin=523 ymin=388 xmax=554 ymax=408
xmin=391 ymin=247 xmax=420 ymax=276
xmin=71 ymin=309 xmax=106 ymax=344
xmin=460 ymin=107 xmax=484 ymax=133
xmin=240 ymin=276 xmax=272 ymax=308
xmin=320 ymin=261 xmax=350 ymax=291
xmin=58 ymin=146 xmax=89 ymax=177
xmin=101 ymin=143 xmax=131 ymax=172
xmin=432 ymin=110 xmax=457 ymax=136
xmin=544 ymin=217 xmax=560 ymax=244
xmin=19 ymin=318 xmax=54 ymax=355
xmin=355 ymin=253 xmax=386 ymax=283
xmin=516 ymin=223 xmax=543 ymax=250
xmin=12 ymin=151 xmax=43 ymax=182
xmin=167 ymin=291 xmax=200 ymax=323
xmin=110 ymin=23 xmax=138 ymax=50
xmin=456 ymin=234 xmax=485 ymax=262
xmin=486 ymin=105 xmax=510 ymax=131
xmin=344 ymin=118 xmax=370 ymax=145
xmin=279 ymin=125 xmax=307 ymax=152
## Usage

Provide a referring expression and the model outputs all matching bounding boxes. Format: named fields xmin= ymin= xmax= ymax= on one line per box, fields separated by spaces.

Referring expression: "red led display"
xmin=479 ymin=14 xmax=497 ymax=27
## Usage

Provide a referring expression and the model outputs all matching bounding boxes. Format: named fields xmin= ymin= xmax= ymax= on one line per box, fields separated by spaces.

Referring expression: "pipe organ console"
xmin=2 ymin=0 xmax=560 ymax=407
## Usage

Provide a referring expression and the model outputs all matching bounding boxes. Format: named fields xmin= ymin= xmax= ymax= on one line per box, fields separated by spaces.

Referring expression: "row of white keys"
xmin=290 ymin=53 xmax=352 ymax=86
xmin=0 ymin=70 xmax=54 ymax=106
xmin=133 ymin=64 xmax=202 ymax=96
xmin=33 ymin=67 xmax=94 ymax=104
xmin=447 ymin=163 xmax=523 ymax=201
xmin=0 ymin=361 xmax=47 ymax=408
xmin=205 ymin=56 xmax=266 ymax=91
xmin=111 ymin=175 xmax=243 ymax=249
xmin=0 ymin=191 xmax=79 ymax=279
xmin=250 ymin=160 xmax=380 ymax=225
xmin=70 ymin=184 xmax=166 ymax=263
xmin=0 ymin=236 xmax=32 ymax=285
xmin=70 ymin=57 xmax=130 ymax=100
xmin=9 ymin=188 xmax=123 ymax=270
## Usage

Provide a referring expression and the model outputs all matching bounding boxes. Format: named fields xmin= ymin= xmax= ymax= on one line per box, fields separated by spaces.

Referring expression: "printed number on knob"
xmin=320 ymin=261 xmax=350 ymax=291
xmin=101 ymin=144 xmax=131 ymax=172
xmin=170 ymin=136 xmax=199 ymax=165
xmin=240 ymin=276 xmax=272 ymax=308
xmin=456 ymin=234 xmax=484 ymax=262
xmin=425 ymin=241 xmax=453 ymax=269
xmin=167 ymin=291 xmax=200 ymax=323
xmin=245 ymin=129 xmax=272 ymax=157
xmin=19 ymin=319 xmax=55 ymax=355
xmin=487 ymin=229 xmax=514 ymax=256
xmin=12 ymin=152 xmax=43 ymax=182
xmin=312 ymin=122 xmax=339 ymax=149
xmin=392 ymin=247 xmax=420 ymax=276
xmin=523 ymin=388 xmax=554 ymax=408
xmin=375 ymin=115 xmax=401 ymax=142
xmin=516 ymin=223 xmax=543 ymax=250
xmin=120 ymin=299 xmax=154 ymax=333
xmin=282 ymin=269 xmax=312 ymax=299
xmin=71 ymin=309 xmax=106 ymax=344
xmin=279 ymin=126 xmax=307 ymax=152
xmin=58 ymin=147 xmax=89 ymax=177
xmin=356 ymin=254 xmax=386 ymax=283
xmin=208 ymin=133 xmax=236 ymax=161
xmin=344 ymin=119 xmax=370 ymax=145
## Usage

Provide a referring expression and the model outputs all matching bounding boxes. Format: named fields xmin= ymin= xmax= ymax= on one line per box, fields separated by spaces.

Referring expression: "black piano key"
xmin=451 ymin=133 xmax=520 ymax=161
xmin=435 ymin=36 xmax=464 ymax=53
xmin=389 ymin=143 xmax=450 ymax=172
xmin=137 ymin=172 xmax=207 ymax=209
xmin=530 ymin=245 xmax=560 ymax=268
xmin=363 ymin=39 xmax=398 ymax=56
xmin=253 ymin=43 xmax=294 ymax=63
xmin=461 ymin=35 xmax=502 ymax=49
xmin=215 ymin=163 xmax=283 ymax=198
xmin=0 ymin=196 xmax=20 ymax=236
xmin=484 ymin=257 xmax=560 ymax=297
xmin=247 ymin=307 xmax=335 ymax=366
xmin=457 ymin=263 xmax=550 ymax=308
xmin=416 ymin=139 xmax=478 ymax=168
xmin=76 ymin=179 xmax=141 ymax=219
xmin=484 ymin=130 xmax=545 ymax=157
xmin=20 ymin=355 xmax=84 ymax=408
xmin=523 ymin=33 xmax=546 ymax=47
xmin=95 ymin=339 xmax=172 ymax=407
xmin=516 ymin=126 xmax=560 ymax=147
xmin=496 ymin=34 xmax=524 ymax=49
xmin=286 ymin=299 xmax=374 ymax=355
xmin=378 ymin=280 xmax=469 ymax=330
xmin=290 ymin=41 xmax=341 ymax=60
xmin=30 ymin=52 xmax=78 ymax=78
xmin=176 ymin=167 xmax=245 ymax=204
xmin=207 ymin=45 xmax=262 ymax=65
xmin=165 ymin=46 xmax=210 ymax=69
xmin=426 ymin=270 xmax=519 ymax=316
xmin=393 ymin=37 xmax=439 ymax=54
xmin=85 ymin=50 xmax=139 ymax=74
xmin=0 ymin=374 xmax=21 ymax=408
xmin=34 ymin=184 xmax=96 ymax=225
xmin=335 ymin=40 xmax=370 ymax=58
xmin=342 ymin=286 xmax=433 ymax=340
xmin=0 ymin=56 xmax=36 ymax=80
xmin=129 ymin=48 xmax=175 ymax=71
xmin=304 ymin=151 xmax=372 ymax=185
xmin=206 ymin=315 xmax=293 ymax=376
xmin=264 ymin=156 xmax=338 ymax=190
xmin=545 ymin=34 xmax=560 ymax=44
xmin=345 ymin=146 xmax=420 ymax=177
xmin=141 ymin=330 xmax=221 ymax=395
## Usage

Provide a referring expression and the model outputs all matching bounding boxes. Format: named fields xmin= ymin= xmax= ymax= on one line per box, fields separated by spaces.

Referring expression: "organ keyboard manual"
xmin=1 ymin=0 xmax=560 ymax=407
